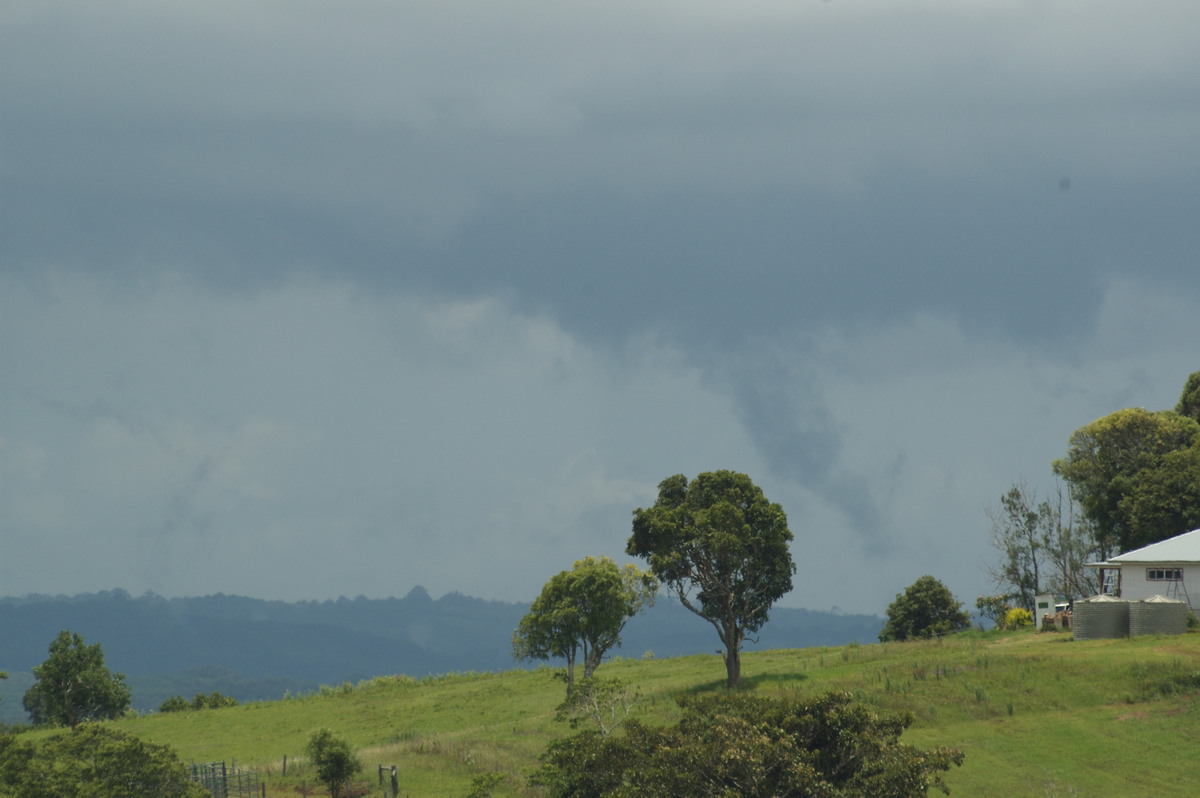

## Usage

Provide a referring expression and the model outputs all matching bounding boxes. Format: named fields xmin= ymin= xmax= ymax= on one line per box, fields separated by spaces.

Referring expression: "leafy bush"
xmin=0 ymin=723 xmax=209 ymax=797
xmin=158 ymin=692 xmax=238 ymax=713
xmin=536 ymin=691 xmax=963 ymax=797
xmin=1002 ymin=607 xmax=1033 ymax=630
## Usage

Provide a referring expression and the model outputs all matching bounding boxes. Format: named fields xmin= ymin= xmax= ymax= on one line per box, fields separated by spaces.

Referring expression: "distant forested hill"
xmin=0 ymin=588 xmax=880 ymax=722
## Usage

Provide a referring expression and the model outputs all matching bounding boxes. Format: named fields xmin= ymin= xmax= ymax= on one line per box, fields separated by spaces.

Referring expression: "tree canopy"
xmin=0 ymin=724 xmax=208 ymax=798
xmin=514 ymin=557 xmax=657 ymax=694
xmin=1176 ymin=371 xmax=1200 ymax=422
xmin=1053 ymin=406 xmax=1200 ymax=555
xmin=23 ymin=631 xmax=131 ymax=728
xmin=535 ymin=691 xmax=963 ymax=798
xmin=627 ymin=470 xmax=794 ymax=688
xmin=879 ymin=576 xmax=971 ymax=642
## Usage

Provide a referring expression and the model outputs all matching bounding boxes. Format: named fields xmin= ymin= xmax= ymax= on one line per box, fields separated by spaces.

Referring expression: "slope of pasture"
xmin=115 ymin=631 xmax=1200 ymax=797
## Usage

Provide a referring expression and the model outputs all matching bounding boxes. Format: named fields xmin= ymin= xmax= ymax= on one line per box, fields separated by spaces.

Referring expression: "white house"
xmin=1089 ymin=528 xmax=1200 ymax=607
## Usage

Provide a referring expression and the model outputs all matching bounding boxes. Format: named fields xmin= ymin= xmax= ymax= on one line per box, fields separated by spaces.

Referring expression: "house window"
xmin=1147 ymin=568 xmax=1183 ymax=581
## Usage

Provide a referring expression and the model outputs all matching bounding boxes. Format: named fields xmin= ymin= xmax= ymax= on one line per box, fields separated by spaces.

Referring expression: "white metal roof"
xmin=1107 ymin=528 xmax=1200 ymax=563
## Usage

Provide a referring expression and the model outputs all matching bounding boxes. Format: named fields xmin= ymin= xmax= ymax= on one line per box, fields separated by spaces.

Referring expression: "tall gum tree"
xmin=627 ymin=470 xmax=794 ymax=688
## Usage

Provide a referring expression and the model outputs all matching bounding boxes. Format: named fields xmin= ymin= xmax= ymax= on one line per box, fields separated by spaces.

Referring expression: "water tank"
xmin=1073 ymin=594 xmax=1129 ymax=640
xmin=1129 ymin=595 xmax=1189 ymax=636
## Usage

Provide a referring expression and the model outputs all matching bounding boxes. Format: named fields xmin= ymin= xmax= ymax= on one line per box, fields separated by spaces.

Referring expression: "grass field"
xmin=110 ymin=629 xmax=1200 ymax=797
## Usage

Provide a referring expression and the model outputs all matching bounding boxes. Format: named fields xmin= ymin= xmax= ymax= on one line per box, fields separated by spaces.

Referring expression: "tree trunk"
xmin=721 ymin=620 xmax=743 ymax=688
xmin=723 ymin=644 xmax=741 ymax=688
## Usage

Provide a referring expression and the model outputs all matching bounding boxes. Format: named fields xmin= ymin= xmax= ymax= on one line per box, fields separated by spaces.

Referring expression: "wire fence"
xmin=189 ymin=761 xmax=260 ymax=798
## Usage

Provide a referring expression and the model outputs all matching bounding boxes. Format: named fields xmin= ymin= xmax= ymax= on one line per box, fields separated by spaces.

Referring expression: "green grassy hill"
xmin=110 ymin=630 xmax=1200 ymax=797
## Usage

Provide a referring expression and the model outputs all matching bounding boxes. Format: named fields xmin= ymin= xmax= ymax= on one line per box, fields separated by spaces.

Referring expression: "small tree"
xmin=514 ymin=556 xmax=657 ymax=695
xmin=554 ymin=676 xmax=642 ymax=735
xmin=879 ymin=576 xmax=971 ymax=642
xmin=306 ymin=728 xmax=361 ymax=798
xmin=985 ymin=483 xmax=1044 ymax=613
xmin=627 ymin=470 xmax=795 ymax=688
xmin=23 ymin=631 xmax=131 ymax=728
xmin=986 ymin=480 xmax=1097 ymax=610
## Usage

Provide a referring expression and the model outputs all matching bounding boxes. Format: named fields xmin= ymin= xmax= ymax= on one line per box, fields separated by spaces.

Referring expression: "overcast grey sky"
xmin=2 ymin=0 xmax=1198 ymax=615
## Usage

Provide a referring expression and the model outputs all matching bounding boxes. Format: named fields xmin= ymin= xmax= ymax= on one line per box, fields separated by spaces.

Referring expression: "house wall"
xmin=1118 ymin=563 xmax=1198 ymax=607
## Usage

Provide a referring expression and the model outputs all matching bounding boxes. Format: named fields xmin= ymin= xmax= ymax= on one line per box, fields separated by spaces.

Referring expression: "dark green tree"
xmin=306 ymin=728 xmax=362 ymax=798
xmin=1120 ymin=444 xmax=1200 ymax=547
xmin=1176 ymin=371 xmax=1200 ymax=422
xmin=627 ymin=470 xmax=795 ymax=688
xmin=879 ymin=576 xmax=971 ymax=642
xmin=514 ymin=557 xmax=657 ymax=695
xmin=536 ymin=691 xmax=963 ymax=798
xmin=0 ymin=723 xmax=209 ymax=798
xmin=23 ymin=631 xmax=131 ymax=728
xmin=1053 ymin=407 xmax=1200 ymax=555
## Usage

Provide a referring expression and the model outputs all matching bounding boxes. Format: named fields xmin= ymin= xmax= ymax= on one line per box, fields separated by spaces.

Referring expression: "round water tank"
xmin=1073 ymin=595 xmax=1129 ymax=640
xmin=1129 ymin=595 xmax=1189 ymax=636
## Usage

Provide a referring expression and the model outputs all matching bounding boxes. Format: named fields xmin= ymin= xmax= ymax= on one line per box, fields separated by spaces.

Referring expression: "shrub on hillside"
xmin=880 ymin=576 xmax=972 ymax=642
xmin=306 ymin=728 xmax=362 ymax=798
xmin=1002 ymin=608 xmax=1033 ymax=630
xmin=535 ymin=691 xmax=963 ymax=797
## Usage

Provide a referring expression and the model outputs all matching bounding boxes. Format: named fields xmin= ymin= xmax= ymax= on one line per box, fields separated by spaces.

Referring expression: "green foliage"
xmin=1176 ymin=371 xmax=1200 ymax=422
xmin=22 ymin=631 xmax=131 ymax=728
xmin=879 ymin=576 xmax=971 ymax=642
xmin=514 ymin=557 xmax=657 ymax=694
xmin=975 ymin=595 xmax=1014 ymax=629
xmin=192 ymin=691 xmax=239 ymax=710
xmin=554 ymin=677 xmax=641 ymax=735
xmin=466 ymin=771 xmax=506 ymax=798
xmin=537 ymin=691 xmax=963 ymax=797
xmin=305 ymin=728 xmax=362 ymax=798
xmin=1001 ymin=608 xmax=1033 ymax=630
xmin=0 ymin=723 xmax=208 ymax=798
xmin=1053 ymin=406 xmax=1200 ymax=555
xmin=628 ymin=470 xmax=795 ymax=688
xmin=158 ymin=692 xmax=239 ymax=713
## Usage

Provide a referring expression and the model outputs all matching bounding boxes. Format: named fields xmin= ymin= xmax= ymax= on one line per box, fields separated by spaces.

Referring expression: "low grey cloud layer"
xmin=2 ymin=0 xmax=1198 ymax=614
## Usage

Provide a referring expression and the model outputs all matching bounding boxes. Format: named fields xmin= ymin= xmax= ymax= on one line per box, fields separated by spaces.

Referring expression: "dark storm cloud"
xmin=4 ymin=1 xmax=1198 ymax=350
xmin=2 ymin=0 xmax=1199 ymax=609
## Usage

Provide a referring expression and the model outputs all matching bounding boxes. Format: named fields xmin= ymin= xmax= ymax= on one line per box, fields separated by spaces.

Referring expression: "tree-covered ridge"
xmin=0 ymin=589 xmax=882 ymax=722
